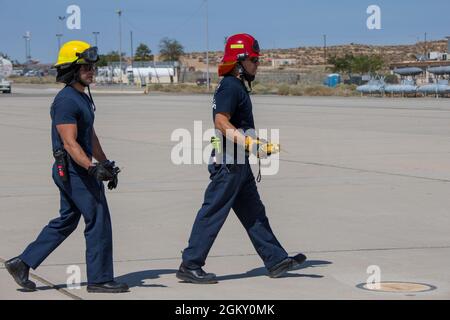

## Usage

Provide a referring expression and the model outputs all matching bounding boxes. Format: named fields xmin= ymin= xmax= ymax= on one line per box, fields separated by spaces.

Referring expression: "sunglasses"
xmin=250 ymin=57 xmax=259 ymax=64
xmin=80 ymin=64 xmax=97 ymax=72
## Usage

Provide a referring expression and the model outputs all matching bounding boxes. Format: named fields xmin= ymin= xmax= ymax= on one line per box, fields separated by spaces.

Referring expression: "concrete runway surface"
xmin=1 ymin=86 xmax=450 ymax=300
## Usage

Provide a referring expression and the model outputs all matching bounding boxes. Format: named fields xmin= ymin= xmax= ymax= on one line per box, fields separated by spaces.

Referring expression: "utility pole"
xmin=130 ymin=30 xmax=134 ymax=85
xmin=323 ymin=34 xmax=327 ymax=64
xmin=56 ymin=34 xmax=63 ymax=52
xmin=205 ymin=0 xmax=210 ymax=91
xmin=117 ymin=9 xmax=123 ymax=89
xmin=130 ymin=30 xmax=134 ymax=67
xmin=424 ymin=32 xmax=428 ymax=59
xmin=93 ymin=31 xmax=100 ymax=47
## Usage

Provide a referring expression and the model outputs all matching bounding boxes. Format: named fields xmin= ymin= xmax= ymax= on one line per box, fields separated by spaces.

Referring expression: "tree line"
xmin=327 ymin=54 xmax=385 ymax=77
xmin=97 ymin=37 xmax=184 ymax=67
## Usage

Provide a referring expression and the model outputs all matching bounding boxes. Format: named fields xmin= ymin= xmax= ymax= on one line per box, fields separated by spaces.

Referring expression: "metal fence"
xmin=179 ymin=70 xmax=327 ymax=86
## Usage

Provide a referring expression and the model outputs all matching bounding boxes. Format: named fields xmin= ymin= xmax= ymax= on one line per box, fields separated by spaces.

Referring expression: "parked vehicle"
xmin=11 ymin=69 xmax=24 ymax=76
xmin=24 ymin=70 xmax=39 ymax=77
xmin=0 ymin=77 xmax=12 ymax=93
xmin=196 ymin=77 xmax=211 ymax=86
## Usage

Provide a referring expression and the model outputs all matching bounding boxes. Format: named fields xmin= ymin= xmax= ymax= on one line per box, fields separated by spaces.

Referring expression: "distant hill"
xmin=181 ymin=40 xmax=448 ymax=71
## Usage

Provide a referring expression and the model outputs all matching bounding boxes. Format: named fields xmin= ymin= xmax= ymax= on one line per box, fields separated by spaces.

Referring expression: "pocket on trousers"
xmin=224 ymin=163 xmax=238 ymax=173
xmin=208 ymin=163 xmax=222 ymax=178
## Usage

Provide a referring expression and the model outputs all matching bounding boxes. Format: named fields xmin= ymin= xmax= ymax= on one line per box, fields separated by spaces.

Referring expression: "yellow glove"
xmin=245 ymin=136 xmax=280 ymax=158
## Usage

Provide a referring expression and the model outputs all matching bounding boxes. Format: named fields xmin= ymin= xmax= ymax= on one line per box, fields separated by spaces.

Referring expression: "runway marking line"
xmin=0 ymin=257 xmax=83 ymax=300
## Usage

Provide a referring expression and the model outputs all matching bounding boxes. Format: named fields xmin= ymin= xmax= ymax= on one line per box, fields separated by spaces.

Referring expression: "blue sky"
xmin=0 ymin=0 xmax=449 ymax=63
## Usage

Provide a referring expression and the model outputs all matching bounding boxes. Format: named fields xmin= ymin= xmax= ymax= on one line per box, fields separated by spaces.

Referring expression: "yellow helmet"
xmin=54 ymin=40 xmax=98 ymax=67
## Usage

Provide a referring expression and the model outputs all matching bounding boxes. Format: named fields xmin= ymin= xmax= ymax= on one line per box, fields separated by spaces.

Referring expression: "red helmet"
xmin=218 ymin=33 xmax=260 ymax=76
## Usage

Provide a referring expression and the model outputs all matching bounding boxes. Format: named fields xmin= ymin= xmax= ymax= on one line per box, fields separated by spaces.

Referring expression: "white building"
xmin=271 ymin=58 xmax=297 ymax=68
xmin=96 ymin=64 xmax=178 ymax=85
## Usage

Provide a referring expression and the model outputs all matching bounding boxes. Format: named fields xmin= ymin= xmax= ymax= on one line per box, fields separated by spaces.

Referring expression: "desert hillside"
xmin=181 ymin=40 xmax=448 ymax=71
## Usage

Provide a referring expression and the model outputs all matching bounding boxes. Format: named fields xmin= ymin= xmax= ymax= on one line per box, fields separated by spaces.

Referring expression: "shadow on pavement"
xmin=115 ymin=269 xmax=176 ymax=288
xmin=35 ymin=269 xmax=176 ymax=290
xmin=216 ymin=260 xmax=332 ymax=281
xmin=34 ymin=260 xmax=332 ymax=290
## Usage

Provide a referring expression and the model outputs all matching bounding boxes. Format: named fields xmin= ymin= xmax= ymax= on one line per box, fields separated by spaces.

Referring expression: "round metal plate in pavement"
xmin=356 ymin=281 xmax=436 ymax=293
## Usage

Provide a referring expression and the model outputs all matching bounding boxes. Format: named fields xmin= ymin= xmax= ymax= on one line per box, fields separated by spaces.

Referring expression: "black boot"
xmin=87 ymin=281 xmax=129 ymax=293
xmin=268 ymin=253 xmax=307 ymax=278
xmin=176 ymin=264 xmax=218 ymax=284
xmin=4 ymin=257 xmax=36 ymax=291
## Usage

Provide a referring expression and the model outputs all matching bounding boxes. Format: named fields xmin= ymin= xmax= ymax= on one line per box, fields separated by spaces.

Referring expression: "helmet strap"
xmin=237 ymin=62 xmax=254 ymax=93
xmin=87 ymin=85 xmax=96 ymax=112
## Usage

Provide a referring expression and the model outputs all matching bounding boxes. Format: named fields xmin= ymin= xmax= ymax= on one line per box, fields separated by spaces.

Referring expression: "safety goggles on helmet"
xmin=236 ymin=54 xmax=260 ymax=63
xmin=252 ymin=40 xmax=260 ymax=55
xmin=75 ymin=46 xmax=99 ymax=64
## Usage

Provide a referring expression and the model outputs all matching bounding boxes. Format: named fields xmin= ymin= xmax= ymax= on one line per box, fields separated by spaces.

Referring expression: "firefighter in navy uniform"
xmin=4 ymin=41 xmax=128 ymax=293
xmin=177 ymin=34 xmax=307 ymax=284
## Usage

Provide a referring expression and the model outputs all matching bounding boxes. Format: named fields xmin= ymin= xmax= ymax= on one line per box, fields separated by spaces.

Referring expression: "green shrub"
xmin=277 ymin=84 xmax=290 ymax=96
xmin=288 ymin=85 xmax=304 ymax=96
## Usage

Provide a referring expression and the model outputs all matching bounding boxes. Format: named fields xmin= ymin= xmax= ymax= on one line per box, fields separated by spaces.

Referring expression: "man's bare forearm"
xmin=215 ymin=117 xmax=247 ymax=147
xmin=92 ymin=130 xmax=107 ymax=162
xmin=63 ymin=141 xmax=93 ymax=170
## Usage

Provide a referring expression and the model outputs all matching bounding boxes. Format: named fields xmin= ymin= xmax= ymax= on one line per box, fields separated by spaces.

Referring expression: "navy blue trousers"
xmin=182 ymin=159 xmax=288 ymax=270
xmin=20 ymin=163 xmax=114 ymax=284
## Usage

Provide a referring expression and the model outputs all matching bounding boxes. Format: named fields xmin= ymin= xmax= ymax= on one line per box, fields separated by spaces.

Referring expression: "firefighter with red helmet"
xmin=177 ymin=33 xmax=307 ymax=284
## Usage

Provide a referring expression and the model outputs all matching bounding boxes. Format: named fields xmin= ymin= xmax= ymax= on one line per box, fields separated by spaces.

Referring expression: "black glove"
xmin=108 ymin=174 xmax=119 ymax=190
xmin=88 ymin=161 xmax=114 ymax=181
xmin=103 ymin=160 xmax=121 ymax=190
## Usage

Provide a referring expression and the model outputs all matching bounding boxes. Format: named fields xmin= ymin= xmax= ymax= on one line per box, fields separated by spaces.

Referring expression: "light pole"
xmin=116 ymin=9 xmax=123 ymax=89
xmin=130 ymin=30 xmax=134 ymax=67
xmin=58 ymin=16 xmax=66 ymax=31
xmin=23 ymin=35 xmax=28 ymax=63
xmin=56 ymin=34 xmax=63 ymax=52
xmin=93 ymin=31 xmax=100 ymax=47
xmin=205 ymin=0 xmax=210 ymax=91
xmin=130 ymin=30 xmax=134 ymax=84
xmin=58 ymin=16 xmax=66 ymax=42
xmin=23 ymin=31 xmax=31 ymax=63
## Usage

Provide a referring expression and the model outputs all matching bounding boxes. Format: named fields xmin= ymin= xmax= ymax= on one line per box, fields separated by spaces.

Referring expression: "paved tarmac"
xmin=1 ymin=86 xmax=450 ymax=300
